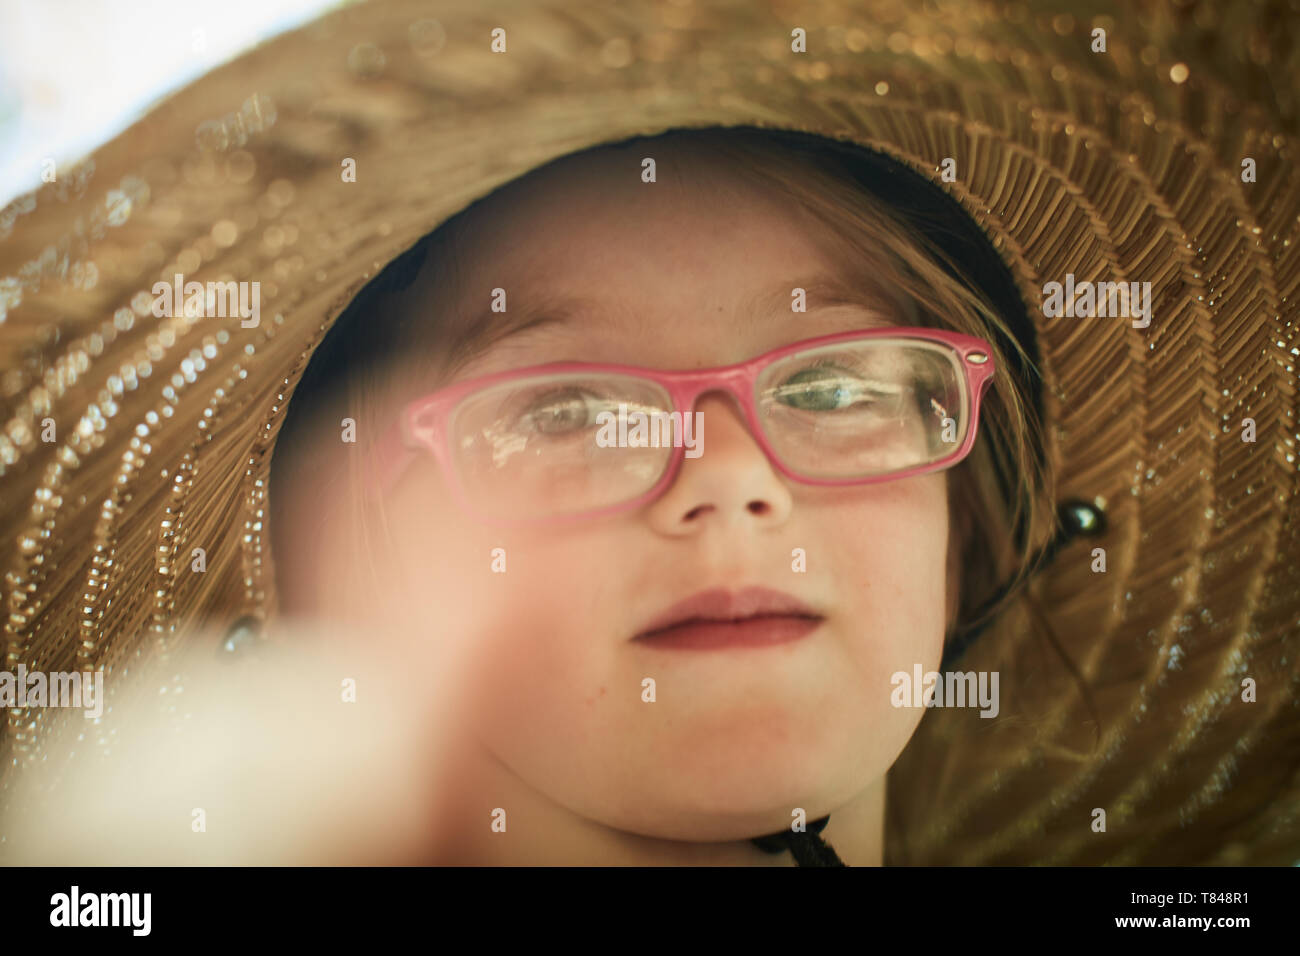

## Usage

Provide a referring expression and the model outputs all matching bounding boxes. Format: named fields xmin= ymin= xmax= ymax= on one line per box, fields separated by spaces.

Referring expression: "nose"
xmin=643 ymin=393 xmax=794 ymax=536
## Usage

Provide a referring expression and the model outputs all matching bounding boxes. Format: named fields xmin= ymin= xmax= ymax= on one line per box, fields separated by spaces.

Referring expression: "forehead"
xmin=423 ymin=145 xmax=903 ymax=376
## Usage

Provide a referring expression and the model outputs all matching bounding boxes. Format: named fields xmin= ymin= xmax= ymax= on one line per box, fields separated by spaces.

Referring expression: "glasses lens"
xmin=448 ymin=372 xmax=675 ymax=519
xmin=754 ymin=338 xmax=970 ymax=480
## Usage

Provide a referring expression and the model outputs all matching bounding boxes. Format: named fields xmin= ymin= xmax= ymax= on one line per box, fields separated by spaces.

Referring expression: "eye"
xmin=773 ymin=364 xmax=902 ymax=412
xmin=514 ymin=386 xmax=605 ymax=435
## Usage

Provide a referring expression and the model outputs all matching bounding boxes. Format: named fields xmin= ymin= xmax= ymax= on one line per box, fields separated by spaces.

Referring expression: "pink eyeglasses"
xmin=370 ymin=327 xmax=995 ymax=524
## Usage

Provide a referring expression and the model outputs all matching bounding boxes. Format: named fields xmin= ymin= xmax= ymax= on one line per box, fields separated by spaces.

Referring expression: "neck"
xmin=813 ymin=774 xmax=886 ymax=865
xmin=428 ymin=736 xmax=886 ymax=866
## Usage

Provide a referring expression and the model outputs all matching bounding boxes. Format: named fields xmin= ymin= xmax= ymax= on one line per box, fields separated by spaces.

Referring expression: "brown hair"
xmin=269 ymin=126 xmax=1057 ymax=650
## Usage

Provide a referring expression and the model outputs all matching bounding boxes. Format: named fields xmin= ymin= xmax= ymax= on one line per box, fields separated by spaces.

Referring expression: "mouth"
xmin=632 ymin=587 xmax=825 ymax=651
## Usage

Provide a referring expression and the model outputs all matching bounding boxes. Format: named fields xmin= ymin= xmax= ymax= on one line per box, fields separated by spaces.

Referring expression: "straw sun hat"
xmin=1 ymin=0 xmax=1298 ymax=866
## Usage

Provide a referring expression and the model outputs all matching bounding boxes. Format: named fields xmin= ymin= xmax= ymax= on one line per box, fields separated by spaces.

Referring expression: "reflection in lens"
xmin=755 ymin=339 xmax=967 ymax=480
xmin=449 ymin=373 xmax=675 ymax=518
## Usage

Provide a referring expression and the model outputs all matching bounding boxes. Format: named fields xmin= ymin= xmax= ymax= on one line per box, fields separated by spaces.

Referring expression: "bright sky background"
xmin=0 ymin=0 xmax=349 ymax=208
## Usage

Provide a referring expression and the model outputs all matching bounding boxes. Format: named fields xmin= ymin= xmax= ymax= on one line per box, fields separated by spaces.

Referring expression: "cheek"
xmin=810 ymin=473 xmax=950 ymax=763
xmin=825 ymin=472 xmax=949 ymax=648
xmin=383 ymin=491 xmax=616 ymax=718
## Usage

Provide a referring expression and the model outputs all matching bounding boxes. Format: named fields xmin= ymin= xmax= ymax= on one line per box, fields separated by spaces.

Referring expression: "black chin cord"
xmin=750 ymin=815 xmax=846 ymax=866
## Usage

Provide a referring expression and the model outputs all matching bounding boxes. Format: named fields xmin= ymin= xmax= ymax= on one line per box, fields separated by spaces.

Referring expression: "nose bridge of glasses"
xmin=664 ymin=365 xmax=755 ymax=421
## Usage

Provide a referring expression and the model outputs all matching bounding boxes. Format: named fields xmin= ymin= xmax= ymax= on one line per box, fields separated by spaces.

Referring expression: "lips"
xmin=633 ymin=587 xmax=824 ymax=649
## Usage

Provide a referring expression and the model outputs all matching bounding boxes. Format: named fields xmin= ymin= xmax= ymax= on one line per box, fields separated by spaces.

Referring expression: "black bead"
xmin=1058 ymin=499 xmax=1106 ymax=538
xmin=218 ymin=616 xmax=262 ymax=657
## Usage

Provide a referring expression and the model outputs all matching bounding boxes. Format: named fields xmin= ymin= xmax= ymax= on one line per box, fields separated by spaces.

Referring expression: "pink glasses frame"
xmin=369 ymin=326 xmax=996 ymax=525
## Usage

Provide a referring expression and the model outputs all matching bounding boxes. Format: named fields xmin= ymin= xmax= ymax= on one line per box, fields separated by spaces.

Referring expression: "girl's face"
xmin=380 ymin=149 xmax=951 ymax=843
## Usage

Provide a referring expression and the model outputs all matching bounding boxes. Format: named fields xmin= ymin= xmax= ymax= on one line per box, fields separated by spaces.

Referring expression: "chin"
xmin=641 ymin=731 xmax=841 ymax=814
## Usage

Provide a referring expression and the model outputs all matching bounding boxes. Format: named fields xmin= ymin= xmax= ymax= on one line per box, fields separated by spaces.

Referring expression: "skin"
xmin=324 ymin=145 xmax=955 ymax=865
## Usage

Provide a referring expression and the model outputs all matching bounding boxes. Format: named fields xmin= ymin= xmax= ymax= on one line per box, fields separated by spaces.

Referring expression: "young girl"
xmin=267 ymin=125 xmax=1055 ymax=865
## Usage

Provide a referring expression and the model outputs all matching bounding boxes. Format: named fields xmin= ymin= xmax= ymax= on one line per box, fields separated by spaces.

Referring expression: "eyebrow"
xmin=441 ymin=292 xmax=600 ymax=376
xmin=444 ymin=272 xmax=895 ymax=374
xmin=738 ymin=273 xmax=899 ymax=326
